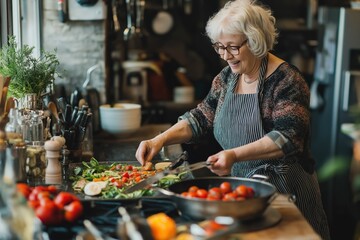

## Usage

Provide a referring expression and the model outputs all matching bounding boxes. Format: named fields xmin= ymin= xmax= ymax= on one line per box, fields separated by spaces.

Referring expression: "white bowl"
xmin=351 ymin=1 xmax=360 ymax=9
xmin=100 ymin=103 xmax=141 ymax=135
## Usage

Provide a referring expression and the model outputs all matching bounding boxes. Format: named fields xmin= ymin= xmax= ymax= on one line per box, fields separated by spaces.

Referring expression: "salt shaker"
xmin=44 ymin=136 xmax=65 ymax=185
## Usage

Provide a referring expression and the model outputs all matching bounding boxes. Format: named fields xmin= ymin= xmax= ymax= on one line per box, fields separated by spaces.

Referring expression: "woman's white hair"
xmin=205 ymin=0 xmax=278 ymax=58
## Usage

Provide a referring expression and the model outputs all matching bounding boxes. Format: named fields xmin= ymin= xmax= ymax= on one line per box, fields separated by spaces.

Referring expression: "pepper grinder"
xmin=44 ymin=136 xmax=65 ymax=185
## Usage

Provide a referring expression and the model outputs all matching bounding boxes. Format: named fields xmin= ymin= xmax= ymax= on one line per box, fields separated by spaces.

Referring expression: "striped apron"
xmin=213 ymin=58 xmax=330 ymax=240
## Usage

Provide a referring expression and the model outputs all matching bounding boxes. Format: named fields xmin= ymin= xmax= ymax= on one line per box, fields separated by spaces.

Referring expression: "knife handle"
xmin=168 ymin=151 xmax=188 ymax=170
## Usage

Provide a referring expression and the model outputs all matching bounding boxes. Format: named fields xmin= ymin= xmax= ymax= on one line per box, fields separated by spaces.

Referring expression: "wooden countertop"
xmin=234 ymin=194 xmax=321 ymax=239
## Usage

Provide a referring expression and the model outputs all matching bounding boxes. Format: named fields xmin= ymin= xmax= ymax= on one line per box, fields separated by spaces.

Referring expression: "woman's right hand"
xmin=135 ymin=138 xmax=163 ymax=166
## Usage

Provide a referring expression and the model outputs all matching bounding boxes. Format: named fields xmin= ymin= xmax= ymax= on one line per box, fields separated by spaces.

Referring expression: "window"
xmin=0 ymin=0 xmax=41 ymax=57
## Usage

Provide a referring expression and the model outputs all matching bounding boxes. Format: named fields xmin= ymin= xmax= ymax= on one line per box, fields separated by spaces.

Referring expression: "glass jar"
xmin=25 ymin=141 xmax=45 ymax=184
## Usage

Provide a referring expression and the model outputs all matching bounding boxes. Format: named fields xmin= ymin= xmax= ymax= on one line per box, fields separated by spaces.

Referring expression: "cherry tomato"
xmin=37 ymin=191 xmax=52 ymax=200
xmin=54 ymin=192 xmax=77 ymax=208
xmin=196 ymin=189 xmax=208 ymax=199
xmin=208 ymin=187 xmax=222 ymax=199
xmin=181 ymin=192 xmax=189 ymax=197
xmin=122 ymin=177 xmax=129 ymax=183
xmin=235 ymin=185 xmax=249 ymax=198
xmin=220 ymin=182 xmax=232 ymax=194
xmin=187 ymin=192 xmax=198 ymax=198
xmin=206 ymin=195 xmax=220 ymax=201
xmin=28 ymin=200 xmax=40 ymax=209
xmin=247 ymin=187 xmax=255 ymax=198
xmin=135 ymin=176 xmax=142 ymax=182
xmin=122 ymin=172 xmax=130 ymax=178
xmin=64 ymin=200 xmax=83 ymax=222
xmin=35 ymin=201 xmax=63 ymax=225
xmin=47 ymin=185 xmax=58 ymax=194
xmin=16 ymin=183 xmax=32 ymax=199
xmin=222 ymin=192 xmax=237 ymax=201
xmin=188 ymin=186 xmax=199 ymax=193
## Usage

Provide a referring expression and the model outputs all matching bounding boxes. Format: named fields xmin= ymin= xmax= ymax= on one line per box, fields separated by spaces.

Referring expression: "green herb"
xmin=0 ymin=36 xmax=61 ymax=98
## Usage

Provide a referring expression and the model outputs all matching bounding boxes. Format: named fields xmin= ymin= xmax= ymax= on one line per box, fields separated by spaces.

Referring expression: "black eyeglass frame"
xmin=212 ymin=39 xmax=248 ymax=56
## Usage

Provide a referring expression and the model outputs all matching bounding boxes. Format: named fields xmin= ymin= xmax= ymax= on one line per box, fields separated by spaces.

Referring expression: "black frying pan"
xmin=157 ymin=176 xmax=277 ymax=220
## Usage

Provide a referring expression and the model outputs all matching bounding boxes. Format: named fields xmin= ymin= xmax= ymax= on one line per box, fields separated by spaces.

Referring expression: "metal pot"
xmin=157 ymin=176 xmax=277 ymax=220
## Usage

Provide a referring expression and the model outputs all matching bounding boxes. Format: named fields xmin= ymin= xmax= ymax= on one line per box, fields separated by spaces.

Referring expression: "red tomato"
xmin=247 ymin=187 xmax=255 ymax=198
xmin=220 ymin=182 xmax=232 ymax=194
xmin=113 ymin=180 xmax=123 ymax=188
xmin=28 ymin=200 xmax=40 ymax=209
xmin=122 ymin=172 xmax=130 ymax=178
xmin=54 ymin=192 xmax=77 ymax=208
xmin=181 ymin=192 xmax=189 ymax=197
xmin=188 ymin=186 xmax=199 ymax=193
xmin=32 ymin=186 xmax=49 ymax=196
xmin=222 ymin=192 xmax=237 ymax=201
xmin=206 ymin=196 xmax=220 ymax=201
xmin=235 ymin=185 xmax=249 ymax=198
xmin=196 ymin=189 xmax=208 ymax=199
xmin=122 ymin=177 xmax=129 ymax=183
xmin=35 ymin=201 xmax=63 ymax=225
xmin=135 ymin=176 xmax=142 ymax=182
xmin=16 ymin=183 xmax=32 ymax=199
xmin=64 ymin=200 xmax=83 ymax=222
xmin=126 ymin=165 xmax=133 ymax=171
xmin=47 ymin=185 xmax=58 ymax=194
xmin=37 ymin=191 xmax=52 ymax=200
xmin=187 ymin=192 xmax=198 ymax=198
xmin=208 ymin=187 xmax=222 ymax=199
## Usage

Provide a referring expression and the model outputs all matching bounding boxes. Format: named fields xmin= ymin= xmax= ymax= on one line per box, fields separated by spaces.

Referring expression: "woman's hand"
xmin=207 ymin=150 xmax=237 ymax=176
xmin=135 ymin=138 xmax=164 ymax=166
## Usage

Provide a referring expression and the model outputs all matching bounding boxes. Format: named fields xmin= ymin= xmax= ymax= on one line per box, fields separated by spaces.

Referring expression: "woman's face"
xmin=216 ymin=34 xmax=257 ymax=75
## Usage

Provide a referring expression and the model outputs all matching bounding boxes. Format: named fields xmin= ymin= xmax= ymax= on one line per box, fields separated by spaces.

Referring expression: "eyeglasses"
xmin=212 ymin=39 xmax=248 ymax=56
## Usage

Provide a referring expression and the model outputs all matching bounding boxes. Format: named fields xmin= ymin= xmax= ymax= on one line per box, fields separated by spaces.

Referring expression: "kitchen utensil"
xmin=118 ymin=207 xmax=144 ymax=240
xmin=123 ymin=151 xmax=188 ymax=193
xmin=83 ymin=219 xmax=105 ymax=240
xmin=83 ymin=64 xmax=101 ymax=133
xmin=156 ymin=176 xmax=277 ymax=220
xmin=151 ymin=0 xmax=174 ymax=35
xmin=47 ymin=102 xmax=60 ymax=122
xmin=123 ymin=0 xmax=136 ymax=41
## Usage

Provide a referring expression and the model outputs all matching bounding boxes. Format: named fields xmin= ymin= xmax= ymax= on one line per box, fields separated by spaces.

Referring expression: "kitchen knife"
xmin=123 ymin=151 xmax=189 ymax=194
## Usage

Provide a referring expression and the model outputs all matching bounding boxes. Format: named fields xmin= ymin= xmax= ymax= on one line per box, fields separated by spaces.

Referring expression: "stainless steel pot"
xmin=157 ymin=176 xmax=277 ymax=220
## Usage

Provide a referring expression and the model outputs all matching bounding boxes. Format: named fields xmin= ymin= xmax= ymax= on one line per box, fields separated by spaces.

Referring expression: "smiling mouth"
xmin=228 ymin=61 xmax=240 ymax=67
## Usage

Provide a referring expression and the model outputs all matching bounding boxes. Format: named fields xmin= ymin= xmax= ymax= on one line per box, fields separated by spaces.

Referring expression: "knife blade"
xmin=123 ymin=151 xmax=188 ymax=194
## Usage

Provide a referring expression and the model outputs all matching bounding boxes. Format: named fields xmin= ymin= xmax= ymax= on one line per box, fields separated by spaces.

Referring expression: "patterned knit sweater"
xmin=179 ymin=62 xmax=315 ymax=173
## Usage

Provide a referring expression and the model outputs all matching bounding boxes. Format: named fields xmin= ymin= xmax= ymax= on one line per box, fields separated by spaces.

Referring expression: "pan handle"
xmin=250 ymin=174 xmax=269 ymax=181
xmin=153 ymin=187 xmax=176 ymax=197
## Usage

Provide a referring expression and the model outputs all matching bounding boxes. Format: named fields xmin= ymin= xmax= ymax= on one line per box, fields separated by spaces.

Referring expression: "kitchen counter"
xmin=236 ymin=194 xmax=321 ymax=239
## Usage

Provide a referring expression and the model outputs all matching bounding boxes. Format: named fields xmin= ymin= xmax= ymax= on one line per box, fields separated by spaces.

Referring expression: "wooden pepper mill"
xmin=45 ymin=136 xmax=65 ymax=185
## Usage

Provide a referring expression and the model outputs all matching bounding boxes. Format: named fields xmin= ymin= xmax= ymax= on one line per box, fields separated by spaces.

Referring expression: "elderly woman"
xmin=135 ymin=0 xmax=330 ymax=238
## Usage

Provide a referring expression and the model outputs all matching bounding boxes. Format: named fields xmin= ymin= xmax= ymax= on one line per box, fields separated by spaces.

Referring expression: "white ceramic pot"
xmin=99 ymin=103 xmax=141 ymax=135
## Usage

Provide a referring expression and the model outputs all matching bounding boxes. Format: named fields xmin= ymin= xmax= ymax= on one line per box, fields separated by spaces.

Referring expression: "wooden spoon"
xmin=5 ymin=97 xmax=15 ymax=114
xmin=48 ymin=101 xmax=60 ymax=122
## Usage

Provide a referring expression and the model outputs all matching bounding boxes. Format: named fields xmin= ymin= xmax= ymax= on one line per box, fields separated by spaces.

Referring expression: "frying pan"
xmin=157 ymin=176 xmax=277 ymax=221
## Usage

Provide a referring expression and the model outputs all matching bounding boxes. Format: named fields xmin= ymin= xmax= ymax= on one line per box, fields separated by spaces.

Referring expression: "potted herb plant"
xmin=0 ymin=36 xmax=60 ymax=109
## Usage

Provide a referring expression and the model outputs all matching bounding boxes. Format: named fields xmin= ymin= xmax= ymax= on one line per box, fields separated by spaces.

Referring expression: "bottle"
xmin=5 ymin=108 xmax=22 ymax=145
